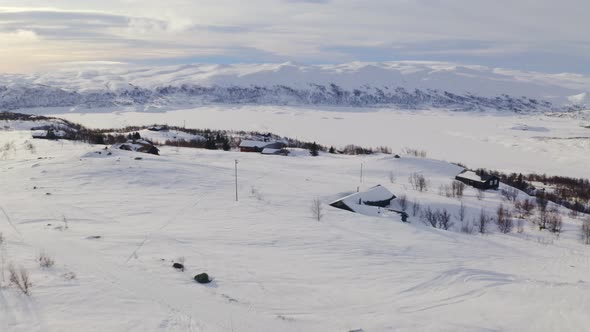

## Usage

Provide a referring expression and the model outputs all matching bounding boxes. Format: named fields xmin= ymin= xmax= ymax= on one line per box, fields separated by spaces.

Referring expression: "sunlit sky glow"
xmin=0 ymin=1 xmax=588 ymax=73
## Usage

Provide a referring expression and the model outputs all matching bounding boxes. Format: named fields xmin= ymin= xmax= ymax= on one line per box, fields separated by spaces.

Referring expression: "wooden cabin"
xmin=455 ymin=170 xmax=500 ymax=190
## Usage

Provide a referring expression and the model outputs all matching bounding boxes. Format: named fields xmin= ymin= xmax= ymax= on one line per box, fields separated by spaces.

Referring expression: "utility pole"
xmin=235 ymin=160 xmax=239 ymax=202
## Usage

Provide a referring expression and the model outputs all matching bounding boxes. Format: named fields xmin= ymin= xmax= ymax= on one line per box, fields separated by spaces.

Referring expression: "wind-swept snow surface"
xmin=1 ymin=127 xmax=590 ymax=332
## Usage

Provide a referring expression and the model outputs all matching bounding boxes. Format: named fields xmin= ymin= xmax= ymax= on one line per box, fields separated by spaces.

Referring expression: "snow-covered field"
xmin=49 ymin=106 xmax=590 ymax=177
xmin=1 ymin=120 xmax=590 ymax=332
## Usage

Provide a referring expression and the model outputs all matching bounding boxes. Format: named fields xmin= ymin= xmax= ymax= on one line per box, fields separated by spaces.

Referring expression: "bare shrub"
xmin=24 ymin=141 xmax=36 ymax=154
xmin=398 ymin=194 xmax=408 ymax=212
xmin=452 ymin=181 xmax=466 ymax=199
xmin=250 ymin=186 xmax=264 ymax=201
xmin=477 ymin=208 xmax=489 ymax=234
xmin=411 ymin=200 xmax=421 ymax=217
xmin=9 ymin=265 xmax=32 ymax=295
xmin=536 ymin=195 xmax=549 ymax=230
xmin=376 ymin=146 xmax=392 ymax=154
xmin=496 ymin=204 xmax=513 ymax=234
xmin=38 ymin=252 xmax=55 ymax=268
xmin=581 ymin=217 xmax=590 ymax=245
xmin=436 ymin=209 xmax=453 ymax=230
xmin=501 ymin=188 xmax=519 ymax=202
xmin=311 ymin=198 xmax=323 ymax=221
xmin=409 ymin=173 xmax=428 ymax=192
xmin=547 ymin=210 xmax=563 ymax=234
xmin=514 ymin=199 xmax=535 ymax=219
xmin=537 ymin=200 xmax=549 ymax=230
xmin=421 ymin=207 xmax=453 ymax=230
xmin=460 ymin=220 xmax=475 ymax=234
xmin=458 ymin=201 xmax=466 ymax=223
xmin=421 ymin=207 xmax=437 ymax=228
xmin=62 ymin=272 xmax=76 ymax=281
xmin=1 ymin=141 xmax=16 ymax=160
xmin=438 ymin=184 xmax=452 ymax=198
xmin=521 ymin=199 xmax=536 ymax=216
xmin=63 ymin=216 xmax=69 ymax=230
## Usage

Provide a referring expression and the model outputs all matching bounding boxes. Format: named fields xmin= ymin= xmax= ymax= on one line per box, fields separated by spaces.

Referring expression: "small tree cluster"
xmin=341 ymin=145 xmax=373 ymax=155
xmin=501 ymin=188 xmax=519 ymax=202
xmin=439 ymin=181 xmax=466 ymax=199
xmin=536 ymin=195 xmax=550 ymax=230
xmin=409 ymin=173 xmax=428 ymax=192
xmin=460 ymin=219 xmax=475 ymax=234
xmin=421 ymin=207 xmax=453 ymax=230
xmin=515 ymin=198 xmax=536 ymax=218
xmin=309 ymin=142 xmax=319 ymax=157
xmin=496 ymin=204 xmax=513 ymax=234
xmin=477 ymin=208 xmax=490 ymax=234
xmin=403 ymin=148 xmax=427 ymax=157
xmin=376 ymin=146 xmax=392 ymax=154
xmin=547 ymin=209 xmax=563 ymax=234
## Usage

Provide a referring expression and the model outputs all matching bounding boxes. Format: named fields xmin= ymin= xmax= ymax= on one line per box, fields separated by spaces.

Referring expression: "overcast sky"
xmin=0 ymin=1 xmax=588 ymax=73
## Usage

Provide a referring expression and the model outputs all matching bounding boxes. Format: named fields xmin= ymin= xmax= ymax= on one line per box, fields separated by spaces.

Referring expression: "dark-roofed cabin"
xmin=455 ymin=170 xmax=500 ymax=190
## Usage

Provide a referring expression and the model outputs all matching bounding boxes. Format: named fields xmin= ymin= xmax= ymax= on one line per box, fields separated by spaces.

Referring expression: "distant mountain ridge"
xmin=1 ymin=61 xmax=588 ymax=112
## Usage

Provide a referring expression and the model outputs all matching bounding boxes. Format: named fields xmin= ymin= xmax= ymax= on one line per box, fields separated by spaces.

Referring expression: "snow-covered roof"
xmin=456 ymin=171 xmax=483 ymax=182
xmin=240 ymin=140 xmax=273 ymax=148
xmin=331 ymin=185 xmax=396 ymax=211
xmin=456 ymin=170 xmax=497 ymax=183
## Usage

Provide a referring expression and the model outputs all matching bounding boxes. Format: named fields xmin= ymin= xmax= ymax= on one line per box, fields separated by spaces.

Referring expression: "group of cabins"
xmin=329 ymin=170 xmax=501 ymax=222
xmin=239 ymin=139 xmax=290 ymax=156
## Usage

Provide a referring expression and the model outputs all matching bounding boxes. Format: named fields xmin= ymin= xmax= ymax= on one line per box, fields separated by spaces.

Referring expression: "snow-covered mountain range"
xmin=1 ymin=61 xmax=588 ymax=112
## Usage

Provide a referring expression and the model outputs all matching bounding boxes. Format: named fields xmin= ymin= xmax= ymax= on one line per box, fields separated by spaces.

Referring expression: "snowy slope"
xmin=1 ymin=61 xmax=588 ymax=112
xmin=1 ymin=124 xmax=590 ymax=332
xmin=50 ymin=106 xmax=590 ymax=178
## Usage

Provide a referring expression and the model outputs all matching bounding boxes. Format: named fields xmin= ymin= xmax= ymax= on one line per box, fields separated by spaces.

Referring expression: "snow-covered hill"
xmin=1 ymin=62 xmax=588 ymax=112
xmin=1 ymin=121 xmax=589 ymax=332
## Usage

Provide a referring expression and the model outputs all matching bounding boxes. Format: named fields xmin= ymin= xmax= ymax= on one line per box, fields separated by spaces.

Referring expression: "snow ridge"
xmin=0 ymin=61 xmax=588 ymax=112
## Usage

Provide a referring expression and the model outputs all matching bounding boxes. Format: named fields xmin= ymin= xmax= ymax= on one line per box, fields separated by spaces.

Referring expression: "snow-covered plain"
xmin=1 ymin=121 xmax=590 ymax=332
xmin=49 ymin=106 xmax=590 ymax=178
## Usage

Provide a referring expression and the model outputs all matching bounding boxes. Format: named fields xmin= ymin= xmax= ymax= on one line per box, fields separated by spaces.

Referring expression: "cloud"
xmin=0 ymin=29 xmax=39 ymax=43
xmin=0 ymin=1 xmax=587 ymax=73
